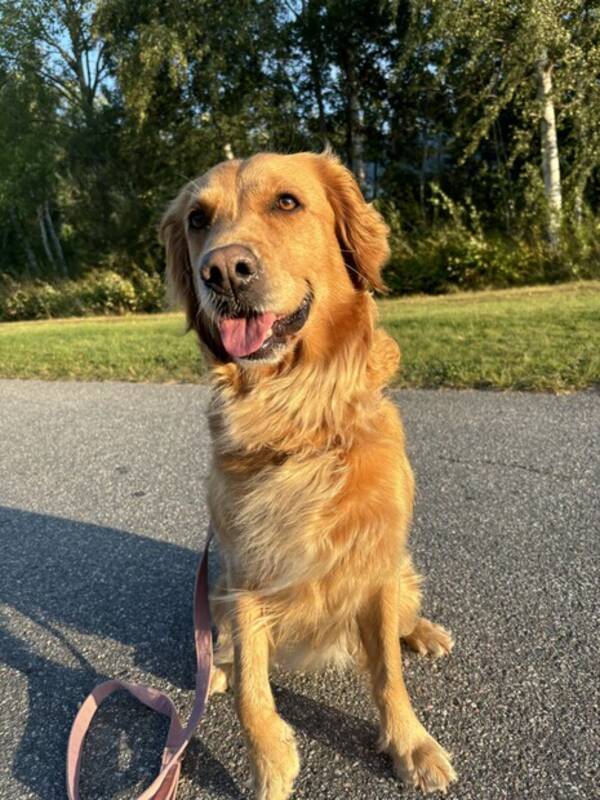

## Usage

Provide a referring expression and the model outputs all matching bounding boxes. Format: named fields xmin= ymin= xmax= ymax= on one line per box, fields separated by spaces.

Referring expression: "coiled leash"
xmin=66 ymin=532 xmax=213 ymax=800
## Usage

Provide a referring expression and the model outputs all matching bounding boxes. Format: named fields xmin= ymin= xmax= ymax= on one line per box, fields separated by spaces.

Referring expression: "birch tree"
xmin=0 ymin=0 xmax=598 ymax=281
xmin=428 ymin=0 xmax=600 ymax=248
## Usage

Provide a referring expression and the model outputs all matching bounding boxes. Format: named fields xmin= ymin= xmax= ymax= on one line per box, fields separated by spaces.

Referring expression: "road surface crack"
xmin=435 ymin=455 xmax=571 ymax=480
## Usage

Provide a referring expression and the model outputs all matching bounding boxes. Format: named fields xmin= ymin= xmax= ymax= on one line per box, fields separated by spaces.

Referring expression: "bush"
xmin=0 ymin=269 xmax=166 ymax=322
xmin=129 ymin=267 xmax=165 ymax=313
xmin=381 ymin=188 xmax=600 ymax=294
xmin=0 ymin=279 xmax=64 ymax=321
xmin=384 ymin=227 xmax=547 ymax=294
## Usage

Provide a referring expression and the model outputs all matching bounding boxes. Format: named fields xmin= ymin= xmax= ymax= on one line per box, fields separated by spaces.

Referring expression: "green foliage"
xmin=0 ymin=0 xmax=599 ymax=292
xmin=0 ymin=270 xmax=165 ymax=321
xmin=383 ymin=188 xmax=600 ymax=294
xmin=385 ymin=228 xmax=543 ymax=295
xmin=128 ymin=268 xmax=165 ymax=313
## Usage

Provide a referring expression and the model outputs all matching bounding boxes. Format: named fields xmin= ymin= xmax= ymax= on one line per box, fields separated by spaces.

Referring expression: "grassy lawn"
xmin=0 ymin=281 xmax=598 ymax=391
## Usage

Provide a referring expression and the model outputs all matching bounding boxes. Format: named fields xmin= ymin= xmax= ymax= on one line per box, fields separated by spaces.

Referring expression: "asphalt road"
xmin=0 ymin=380 xmax=598 ymax=800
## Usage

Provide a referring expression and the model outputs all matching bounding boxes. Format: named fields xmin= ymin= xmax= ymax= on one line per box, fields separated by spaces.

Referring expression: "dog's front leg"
xmin=233 ymin=593 xmax=299 ymax=800
xmin=358 ymin=581 xmax=456 ymax=794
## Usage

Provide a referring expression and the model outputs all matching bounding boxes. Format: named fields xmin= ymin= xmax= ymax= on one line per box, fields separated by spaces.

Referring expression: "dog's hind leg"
xmin=209 ymin=623 xmax=233 ymax=695
xmin=209 ymin=579 xmax=234 ymax=695
xmin=403 ymin=616 xmax=454 ymax=658
xmin=397 ymin=556 xmax=454 ymax=658
xmin=209 ymin=664 xmax=232 ymax=695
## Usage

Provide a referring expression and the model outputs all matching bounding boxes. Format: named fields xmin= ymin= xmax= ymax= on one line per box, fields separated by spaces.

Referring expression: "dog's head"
xmin=160 ymin=152 xmax=389 ymax=366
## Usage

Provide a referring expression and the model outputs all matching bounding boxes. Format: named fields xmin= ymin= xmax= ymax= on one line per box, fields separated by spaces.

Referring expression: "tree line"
xmin=1 ymin=0 xmax=599 ymax=291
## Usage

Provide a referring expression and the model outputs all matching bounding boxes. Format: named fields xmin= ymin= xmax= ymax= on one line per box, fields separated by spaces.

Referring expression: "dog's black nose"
xmin=200 ymin=245 xmax=259 ymax=294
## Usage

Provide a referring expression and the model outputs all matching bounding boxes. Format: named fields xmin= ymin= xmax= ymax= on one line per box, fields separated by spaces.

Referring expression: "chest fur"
xmin=209 ymin=428 xmax=412 ymax=591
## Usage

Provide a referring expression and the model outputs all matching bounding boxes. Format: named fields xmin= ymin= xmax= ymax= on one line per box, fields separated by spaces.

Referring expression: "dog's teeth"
xmin=265 ymin=328 xmax=273 ymax=337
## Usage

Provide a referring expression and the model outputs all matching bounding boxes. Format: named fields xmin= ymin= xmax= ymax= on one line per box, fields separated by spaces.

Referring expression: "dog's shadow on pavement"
xmin=273 ymin=684 xmax=385 ymax=775
xmin=1 ymin=507 xmax=394 ymax=799
xmin=0 ymin=506 xmax=210 ymax=798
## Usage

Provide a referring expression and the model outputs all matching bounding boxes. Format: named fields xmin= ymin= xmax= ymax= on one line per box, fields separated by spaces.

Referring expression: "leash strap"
xmin=66 ymin=533 xmax=213 ymax=800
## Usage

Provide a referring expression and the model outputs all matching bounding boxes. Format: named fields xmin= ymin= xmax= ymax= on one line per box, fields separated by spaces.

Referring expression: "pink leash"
xmin=66 ymin=533 xmax=213 ymax=800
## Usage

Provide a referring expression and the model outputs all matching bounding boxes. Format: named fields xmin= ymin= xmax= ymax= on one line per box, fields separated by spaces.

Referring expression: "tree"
xmin=0 ymin=57 xmax=64 ymax=276
xmin=425 ymin=0 xmax=600 ymax=247
xmin=0 ymin=0 xmax=131 ymax=276
xmin=0 ymin=0 xmax=599 ymax=285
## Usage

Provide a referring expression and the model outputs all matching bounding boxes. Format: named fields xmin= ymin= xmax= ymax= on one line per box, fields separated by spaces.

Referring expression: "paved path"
xmin=0 ymin=380 xmax=598 ymax=800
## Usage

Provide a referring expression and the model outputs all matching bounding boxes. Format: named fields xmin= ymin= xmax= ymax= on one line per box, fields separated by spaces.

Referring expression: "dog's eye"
xmin=188 ymin=209 xmax=210 ymax=230
xmin=275 ymin=194 xmax=300 ymax=212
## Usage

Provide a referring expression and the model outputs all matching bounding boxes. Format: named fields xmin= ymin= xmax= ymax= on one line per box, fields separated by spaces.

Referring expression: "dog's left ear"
xmin=159 ymin=188 xmax=197 ymax=324
xmin=318 ymin=152 xmax=389 ymax=292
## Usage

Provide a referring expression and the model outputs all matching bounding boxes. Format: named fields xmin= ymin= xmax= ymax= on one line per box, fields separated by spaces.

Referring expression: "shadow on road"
xmin=0 ymin=507 xmax=206 ymax=798
xmin=1 ymin=507 xmax=399 ymax=799
xmin=273 ymin=684 xmax=384 ymax=775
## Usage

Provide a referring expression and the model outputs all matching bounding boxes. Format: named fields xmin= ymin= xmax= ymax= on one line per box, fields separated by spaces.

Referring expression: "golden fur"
xmin=161 ymin=152 xmax=456 ymax=797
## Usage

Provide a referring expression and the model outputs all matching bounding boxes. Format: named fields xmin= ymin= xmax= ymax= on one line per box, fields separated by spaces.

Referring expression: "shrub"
xmin=384 ymin=226 xmax=547 ymax=294
xmin=0 ymin=277 xmax=63 ymax=320
xmin=381 ymin=188 xmax=600 ymax=294
xmin=63 ymin=271 xmax=138 ymax=316
xmin=0 ymin=270 xmax=167 ymax=322
xmin=129 ymin=267 xmax=166 ymax=313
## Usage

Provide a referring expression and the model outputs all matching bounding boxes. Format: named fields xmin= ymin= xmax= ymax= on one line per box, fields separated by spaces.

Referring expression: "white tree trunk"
xmin=349 ymin=88 xmax=365 ymax=188
xmin=37 ymin=205 xmax=57 ymax=273
xmin=44 ymin=202 xmax=68 ymax=277
xmin=537 ymin=50 xmax=562 ymax=248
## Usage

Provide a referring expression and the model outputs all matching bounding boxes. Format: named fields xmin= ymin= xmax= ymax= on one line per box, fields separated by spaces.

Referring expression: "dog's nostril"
xmin=208 ymin=265 xmax=223 ymax=286
xmin=235 ymin=260 xmax=253 ymax=278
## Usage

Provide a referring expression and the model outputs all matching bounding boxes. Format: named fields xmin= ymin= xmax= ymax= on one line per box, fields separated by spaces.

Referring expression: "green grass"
xmin=0 ymin=282 xmax=598 ymax=391
xmin=381 ymin=281 xmax=600 ymax=391
xmin=0 ymin=314 xmax=203 ymax=383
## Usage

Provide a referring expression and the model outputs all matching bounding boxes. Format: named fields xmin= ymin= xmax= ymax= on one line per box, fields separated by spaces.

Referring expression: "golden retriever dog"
xmin=160 ymin=151 xmax=456 ymax=798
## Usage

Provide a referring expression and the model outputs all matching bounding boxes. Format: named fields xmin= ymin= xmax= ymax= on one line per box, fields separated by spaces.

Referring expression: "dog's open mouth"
xmin=217 ymin=293 xmax=312 ymax=360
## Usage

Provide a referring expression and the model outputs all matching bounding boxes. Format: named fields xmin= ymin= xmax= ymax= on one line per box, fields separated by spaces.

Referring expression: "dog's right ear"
xmin=159 ymin=188 xmax=231 ymax=363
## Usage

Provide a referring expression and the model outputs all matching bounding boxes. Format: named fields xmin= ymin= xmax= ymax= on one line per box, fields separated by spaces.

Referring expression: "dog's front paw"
xmin=391 ymin=734 xmax=456 ymax=795
xmin=251 ymin=717 xmax=300 ymax=800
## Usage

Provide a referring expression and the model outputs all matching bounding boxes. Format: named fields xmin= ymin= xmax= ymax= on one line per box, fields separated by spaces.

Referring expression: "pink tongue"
xmin=218 ymin=313 xmax=277 ymax=358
